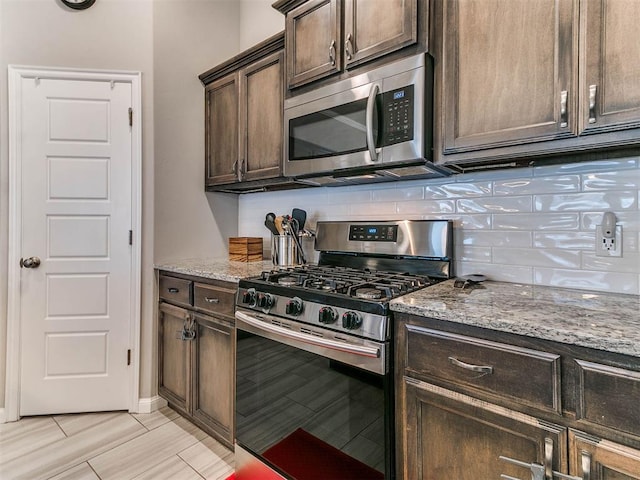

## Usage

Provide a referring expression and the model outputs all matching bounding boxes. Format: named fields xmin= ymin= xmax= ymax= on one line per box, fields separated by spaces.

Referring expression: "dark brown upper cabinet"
xmin=200 ymin=33 xmax=287 ymax=192
xmin=274 ymin=0 xmax=420 ymax=89
xmin=433 ymin=0 xmax=640 ymax=169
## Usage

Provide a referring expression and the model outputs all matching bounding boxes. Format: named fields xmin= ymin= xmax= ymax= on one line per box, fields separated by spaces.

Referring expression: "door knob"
xmin=20 ymin=257 xmax=41 ymax=269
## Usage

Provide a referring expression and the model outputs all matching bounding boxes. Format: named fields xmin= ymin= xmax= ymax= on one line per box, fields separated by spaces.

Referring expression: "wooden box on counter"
xmin=228 ymin=237 xmax=263 ymax=262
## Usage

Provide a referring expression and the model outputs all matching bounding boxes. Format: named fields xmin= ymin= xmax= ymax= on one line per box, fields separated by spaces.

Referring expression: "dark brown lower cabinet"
xmin=192 ymin=313 xmax=234 ymax=445
xmin=158 ymin=302 xmax=191 ymax=414
xmin=401 ymin=378 xmax=567 ymax=480
xmin=157 ymin=273 xmax=237 ymax=449
xmin=570 ymin=430 xmax=640 ymax=480
xmin=395 ymin=313 xmax=640 ymax=480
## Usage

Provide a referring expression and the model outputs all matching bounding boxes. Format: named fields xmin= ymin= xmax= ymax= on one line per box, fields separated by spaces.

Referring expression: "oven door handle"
xmin=235 ymin=311 xmax=381 ymax=358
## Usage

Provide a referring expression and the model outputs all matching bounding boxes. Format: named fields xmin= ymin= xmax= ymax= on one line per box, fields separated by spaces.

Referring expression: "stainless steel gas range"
xmin=234 ymin=220 xmax=453 ymax=480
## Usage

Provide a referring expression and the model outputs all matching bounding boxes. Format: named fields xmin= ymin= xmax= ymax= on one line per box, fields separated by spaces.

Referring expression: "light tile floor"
xmin=0 ymin=407 xmax=234 ymax=480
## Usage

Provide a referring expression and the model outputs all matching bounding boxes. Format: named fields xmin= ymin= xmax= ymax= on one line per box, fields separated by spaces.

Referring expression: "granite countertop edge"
xmin=155 ymin=258 xmax=272 ymax=283
xmin=390 ymin=280 xmax=640 ymax=358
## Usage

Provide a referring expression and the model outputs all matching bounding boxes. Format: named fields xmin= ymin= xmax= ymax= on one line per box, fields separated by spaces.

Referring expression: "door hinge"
xmin=127 ymin=349 xmax=131 ymax=366
xmin=128 ymin=107 xmax=133 ymax=127
xmin=129 ymin=230 xmax=133 ymax=245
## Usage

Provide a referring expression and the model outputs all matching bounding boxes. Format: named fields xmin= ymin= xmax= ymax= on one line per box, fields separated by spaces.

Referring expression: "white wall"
xmin=239 ymin=0 xmax=284 ymax=51
xmin=239 ymin=157 xmax=640 ymax=295
xmin=0 ymin=0 xmax=154 ymax=410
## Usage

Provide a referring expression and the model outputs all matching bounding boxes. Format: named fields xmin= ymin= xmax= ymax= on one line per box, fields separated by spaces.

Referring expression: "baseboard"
xmin=136 ymin=396 xmax=168 ymax=414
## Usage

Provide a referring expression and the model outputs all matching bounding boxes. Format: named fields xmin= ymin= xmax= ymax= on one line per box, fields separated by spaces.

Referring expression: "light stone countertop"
xmin=390 ymin=280 xmax=640 ymax=358
xmin=155 ymin=258 xmax=272 ymax=283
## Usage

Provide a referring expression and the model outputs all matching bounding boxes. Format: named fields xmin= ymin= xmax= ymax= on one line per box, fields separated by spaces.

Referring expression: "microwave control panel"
xmin=381 ymin=85 xmax=414 ymax=146
xmin=349 ymin=224 xmax=398 ymax=242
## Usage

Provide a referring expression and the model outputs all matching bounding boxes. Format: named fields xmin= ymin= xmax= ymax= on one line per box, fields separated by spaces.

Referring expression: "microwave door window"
xmin=289 ymin=98 xmax=379 ymax=161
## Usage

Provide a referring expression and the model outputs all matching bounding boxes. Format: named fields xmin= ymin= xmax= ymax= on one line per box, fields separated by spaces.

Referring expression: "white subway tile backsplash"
xmin=493 ymin=176 xmax=580 ymax=195
xmin=581 ymin=211 xmax=640 ymax=230
xmin=460 ymin=230 xmax=532 ymax=248
xmin=493 ymin=247 xmax=581 ymax=269
xmin=457 ymin=246 xmax=492 ymax=262
xmin=424 ymin=181 xmax=491 ymax=199
xmin=582 ymin=252 xmax=640 ymax=274
xmin=237 ymin=159 xmax=640 ymax=294
xmin=493 ymin=213 xmax=580 ymax=231
xmin=534 ymin=191 xmax=637 ymax=212
xmin=533 ymin=231 xmax=595 ymax=250
xmin=533 ymin=157 xmax=639 ymax=176
xmin=582 ymin=170 xmax=640 ymax=191
xmin=371 ymin=186 xmax=424 ymax=201
xmin=396 ymin=199 xmax=456 ymax=215
xmin=457 ymin=196 xmax=532 ymax=213
xmin=455 ymin=262 xmax=534 ymax=284
xmin=534 ymin=268 xmax=639 ymax=295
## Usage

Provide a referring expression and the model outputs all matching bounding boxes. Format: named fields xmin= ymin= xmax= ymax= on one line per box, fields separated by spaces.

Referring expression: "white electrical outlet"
xmin=595 ymin=224 xmax=622 ymax=257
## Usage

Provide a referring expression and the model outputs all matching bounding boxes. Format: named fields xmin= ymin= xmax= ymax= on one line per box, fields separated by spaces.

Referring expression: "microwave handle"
xmin=366 ymin=84 xmax=379 ymax=162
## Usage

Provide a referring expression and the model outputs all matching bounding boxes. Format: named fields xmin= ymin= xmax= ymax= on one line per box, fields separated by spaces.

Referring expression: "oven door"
xmin=234 ymin=310 xmax=393 ymax=480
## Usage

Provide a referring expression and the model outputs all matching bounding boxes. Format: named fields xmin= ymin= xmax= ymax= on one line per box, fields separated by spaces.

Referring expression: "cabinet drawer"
xmin=405 ymin=325 xmax=561 ymax=413
xmin=576 ymin=360 xmax=640 ymax=436
xmin=159 ymin=275 xmax=193 ymax=307
xmin=193 ymin=282 xmax=235 ymax=318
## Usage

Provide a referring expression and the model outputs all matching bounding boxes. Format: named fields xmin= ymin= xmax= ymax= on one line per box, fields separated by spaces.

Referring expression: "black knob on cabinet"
xmin=318 ymin=306 xmax=338 ymax=324
xmin=256 ymin=292 xmax=275 ymax=309
xmin=285 ymin=297 xmax=303 ymax=316
xmin=241 ymin=288 xmax=256 ymax=305
xmin=342 ymin=311 xmax=362 ymax=330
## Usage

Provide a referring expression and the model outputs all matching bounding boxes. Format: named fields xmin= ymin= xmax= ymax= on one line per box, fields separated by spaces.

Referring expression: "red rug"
xmin=262 ymin=428 xmax=384 ymax=480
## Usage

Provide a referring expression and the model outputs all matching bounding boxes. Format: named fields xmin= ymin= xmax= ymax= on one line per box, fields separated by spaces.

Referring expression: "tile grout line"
xmin=52 ymin=415 xmax=69 ymax=438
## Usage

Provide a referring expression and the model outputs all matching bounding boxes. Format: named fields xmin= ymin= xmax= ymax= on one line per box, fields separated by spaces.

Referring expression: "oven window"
xmin=289 ymin=98 xmax=379 ymax=161
xmin=236 ymin=330 xmax=388 ymax=478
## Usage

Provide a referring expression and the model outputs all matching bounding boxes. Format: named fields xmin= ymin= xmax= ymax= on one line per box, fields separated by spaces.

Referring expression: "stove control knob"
xmin=241 ymin=288 xmax=256 ymax=306
xmin=342 ymin=311 xmax=362 ymax=330
xmin=285 ymin=297 xmax=304 ymax=316
xmin=256 ymin=292 xmax=275 ymax=309
xmin=318 ymin=307 xmax=338 ymax=324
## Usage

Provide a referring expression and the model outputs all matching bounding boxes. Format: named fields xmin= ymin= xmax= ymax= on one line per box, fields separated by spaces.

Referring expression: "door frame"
xmin=5 ymin=66 xmax=142 ymax=422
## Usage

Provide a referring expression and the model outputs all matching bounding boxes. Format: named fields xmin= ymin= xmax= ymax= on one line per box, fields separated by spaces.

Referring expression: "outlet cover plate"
xmin=595 ymin=225 xmax=622 ymax=257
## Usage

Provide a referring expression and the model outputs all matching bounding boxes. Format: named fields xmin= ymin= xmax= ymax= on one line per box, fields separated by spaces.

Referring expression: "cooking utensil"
xmin=264 ymin=213 xmax=280 ymax=235
xmin=291 ymin=208 xmax=307 ymax=231
xmin=274 ymin=216 xmax=285 ymax=235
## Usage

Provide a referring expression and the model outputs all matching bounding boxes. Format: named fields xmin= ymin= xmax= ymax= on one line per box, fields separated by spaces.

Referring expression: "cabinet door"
xmin=399 ymin=378 xmax=567 ymax=480
xmin=239 ymin=52 xmax=283 ymax=182
xmin=192 ymin=313 xmax=235 ymax=447
xmin=286 ymin=0 xmax=341 ymax=88
xmin=158 ymin=302 xmax=191 ymax=414
xmin=205 ymin=72 xmax=240 ymax=186
xmin=344 ymin=0 xmax=417 ymax=69
xmin=440 ymin=0 xmax=576 ymax=156
xmin=580 ymin=0 xmax=640 ymax=134
xmin=570 ymin=430 xmax=640 ymax=480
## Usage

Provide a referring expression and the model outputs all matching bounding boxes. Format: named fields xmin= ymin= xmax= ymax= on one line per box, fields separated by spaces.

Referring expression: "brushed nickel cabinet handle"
xmin=168 ymin=287 xmax=179 ymax=293
xmin=204 ymin=297 xmax=220 ymax=304
xmin=560 ymin=90 xmax=568 ymax=127
xmin=345 ymin=33 xmax=353 ymax=61
xmin=580 ymin=451 xmax=591 ymax=480
xmin=232 ymin=159 xmax=238 ymax=175
xmin=544 ymin=437 xmax=553 ymax=480
xmin=448 ymin=356 xmax=493 ymax=375
xmin=588 ymin=85 xmax=597 ymax=124
xmin=329 ymin=40 xmax=336 ymax=66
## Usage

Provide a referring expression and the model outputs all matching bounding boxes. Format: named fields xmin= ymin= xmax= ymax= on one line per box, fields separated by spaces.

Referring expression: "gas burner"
xmin=355 ymin=288 xmax=383 ymax=300
xmin=277 ymin=276 xmax=298 ymax=286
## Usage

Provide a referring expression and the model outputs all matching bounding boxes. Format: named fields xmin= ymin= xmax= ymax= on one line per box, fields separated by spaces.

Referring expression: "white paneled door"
xmin=17 ymin=74 xmax=134 ymax=415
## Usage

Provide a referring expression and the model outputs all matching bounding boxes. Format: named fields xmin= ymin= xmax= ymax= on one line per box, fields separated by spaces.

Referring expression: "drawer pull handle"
xmin=448 ymin=356 xmax=493 ymax=375
xmin=204 ymin=297 xmax=220 ymax=304
xmin=168 ymin=287 xmax=179 ymax=293
xmin=560 ymin=90 xmax=568 ymax=127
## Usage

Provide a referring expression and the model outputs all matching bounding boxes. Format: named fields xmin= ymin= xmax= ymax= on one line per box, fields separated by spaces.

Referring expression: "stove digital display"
xmin=349 ymin=224 xmax=398 ymax=242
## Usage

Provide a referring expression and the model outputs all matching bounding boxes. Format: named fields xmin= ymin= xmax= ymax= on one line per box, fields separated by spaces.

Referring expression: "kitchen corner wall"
xmin=239 ymin=157 xmax=640 ymax=295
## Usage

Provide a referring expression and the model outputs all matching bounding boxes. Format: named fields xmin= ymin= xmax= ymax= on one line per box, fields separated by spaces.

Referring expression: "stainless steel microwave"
xmin=283 ymin=53 xmax=450 ymax=185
